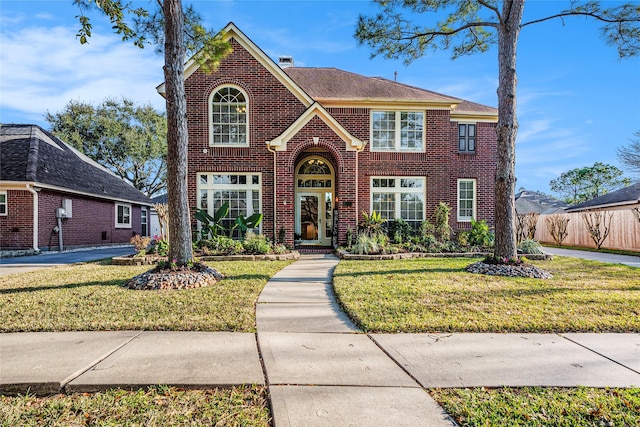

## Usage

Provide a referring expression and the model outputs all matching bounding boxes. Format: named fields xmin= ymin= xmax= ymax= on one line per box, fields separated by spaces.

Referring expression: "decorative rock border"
xmin=112 ymin=251 xmax=300 ymax=266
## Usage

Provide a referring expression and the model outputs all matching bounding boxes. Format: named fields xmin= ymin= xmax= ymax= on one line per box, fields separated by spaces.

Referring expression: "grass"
xmin=0 ymin=386 xmax=270 ymax=426
xmin=431 ymin=387 xmax=640 ymax=426
xmin=0 ymin=259 xmax=293 ymax=332
xmin=333 ymin=256 xmax=640 ymax=333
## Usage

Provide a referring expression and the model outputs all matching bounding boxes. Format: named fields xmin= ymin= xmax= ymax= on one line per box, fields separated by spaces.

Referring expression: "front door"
xmin=296 ymin=191 xmax=333 ymax=245
xmin=295 ymin=156 xmax=335 ymax=246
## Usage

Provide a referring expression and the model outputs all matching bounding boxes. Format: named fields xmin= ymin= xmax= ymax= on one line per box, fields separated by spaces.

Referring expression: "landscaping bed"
xmin=112 ymin=251 xmax=299 ymax=266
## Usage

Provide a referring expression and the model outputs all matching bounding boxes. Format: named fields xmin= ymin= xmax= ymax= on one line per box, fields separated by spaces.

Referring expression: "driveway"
xmin=542 ymin=246 xmax=640 ymax=268
xmin=0 ymin=246 xmax=135 ymax=276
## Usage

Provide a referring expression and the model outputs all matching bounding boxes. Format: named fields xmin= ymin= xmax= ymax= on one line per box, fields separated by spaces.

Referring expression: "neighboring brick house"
xmin=159 ymin=23 xmax=498 ymax=248
xmin=0 ymin=124 xmax=153 ymax=252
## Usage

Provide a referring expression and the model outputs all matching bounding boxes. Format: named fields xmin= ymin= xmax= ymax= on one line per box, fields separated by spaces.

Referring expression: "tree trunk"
xmin=163 ymin=0 xmax=193 ymax=265
xmin=494 ymin=0 xmax=525 ymax=260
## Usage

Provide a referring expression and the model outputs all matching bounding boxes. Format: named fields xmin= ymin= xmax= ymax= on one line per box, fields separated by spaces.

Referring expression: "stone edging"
xmin=112 ymin=251 xmax=300 ymax=266
xmin=336 ymin=249 xmax=552 ymax=261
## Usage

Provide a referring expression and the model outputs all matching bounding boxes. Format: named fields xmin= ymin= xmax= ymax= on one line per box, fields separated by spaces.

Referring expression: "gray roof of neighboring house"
xmin=567 ymin=182 xmax=640 ymax=212
xmin=283 ymin=67 xmax=497 ymax=115
xmin=515 ymin=190 xmax=568 ymax=214
xmin=1 ymin=124 xmax=152 ymax=205
xmin=152 ymin=193 xmax=168 ymax=204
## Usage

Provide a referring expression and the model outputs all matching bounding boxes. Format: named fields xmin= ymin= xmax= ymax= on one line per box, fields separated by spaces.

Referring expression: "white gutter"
xmin=26 ymin=184 xmax=39 ymax=251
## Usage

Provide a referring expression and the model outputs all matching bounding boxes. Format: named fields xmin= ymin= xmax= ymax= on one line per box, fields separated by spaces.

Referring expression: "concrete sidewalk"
xmin=543 ymin=246 xmax=640 ymax=268
xmin=1 ymin=254 xmax=639 ymax=426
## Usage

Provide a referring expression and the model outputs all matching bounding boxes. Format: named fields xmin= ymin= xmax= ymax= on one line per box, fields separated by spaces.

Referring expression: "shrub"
xmin=273 ymin=243 xmax=287 ymax=254
xmin=130 ymin=235 xmax=151 ymax=255
xmin=346 ymin=226 xmax=354 ymax=248
xmin=468 ymin=219 xmax=493 ymax=247
xmin=359 ymin=211 xmax=386 ymax=236
xmin=242 ymin=231 xmax=272 ymax=254
xmin=387 ymin=218 xmax=413 ymax=244
xmin=278 ymin=226 xmax=286 ymax=244
xmin=518 ymin=239 xmax=543 ymax=254
xmin=433 ymin=202 xmax=452 ymax=242
xmin=419 ymin=219 xmax=435 ymax=239
xmin=455 ymin=230 xmax=469 ymax=247
xmin=197 ymin=235 xmax=244 ymax=255
xmin=148 ymin=238 xmax=169 ymax=256
xmin=353 ymin=234 xmax=381 ymax=255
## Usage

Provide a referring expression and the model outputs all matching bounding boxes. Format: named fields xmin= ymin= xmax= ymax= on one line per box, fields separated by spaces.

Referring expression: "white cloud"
xmin=0 ymin=24 xmax=165 ymax=123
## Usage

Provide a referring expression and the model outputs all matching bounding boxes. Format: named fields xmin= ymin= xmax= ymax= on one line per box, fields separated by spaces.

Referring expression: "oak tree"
xmin=356 ymin=0 xmax=640 ymax=259
xmin=45 ymin=98 xmax=167 ymax=197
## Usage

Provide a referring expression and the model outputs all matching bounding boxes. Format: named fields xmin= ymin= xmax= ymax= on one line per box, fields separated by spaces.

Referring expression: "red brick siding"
xmin=0 ymin=190 xmax=35 ymax=249
xmin=36 ymin=190 xmax=144 ymax=250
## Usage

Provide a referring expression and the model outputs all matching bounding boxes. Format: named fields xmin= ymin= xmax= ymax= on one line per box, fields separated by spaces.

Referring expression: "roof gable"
xmin=157 ymin=22 xmax=314 ymax=108
xmin=0 ymin=124 xmax=152 ymax=205
xmin=267 ymin=103 xmax=365 ymax=152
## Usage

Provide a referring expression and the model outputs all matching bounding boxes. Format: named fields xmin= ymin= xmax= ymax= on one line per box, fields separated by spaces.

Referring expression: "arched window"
xmin=209 ymin=86 xmax=248 ymax=146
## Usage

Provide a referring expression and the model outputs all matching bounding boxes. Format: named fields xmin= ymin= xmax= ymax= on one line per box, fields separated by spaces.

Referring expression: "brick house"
xmin=160 ymin=23 xmax=498 ymax=248
xmin=0 ymin=124 xmax=153 ymax=252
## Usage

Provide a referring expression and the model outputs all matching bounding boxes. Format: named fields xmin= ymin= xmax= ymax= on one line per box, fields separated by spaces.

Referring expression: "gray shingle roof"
xmin=567 ymin=183 xmax=640 ymax=212
xmin=283 ymin=67 xmax=497 ymax=115
xmin=1 ymin=124 xmax=152 ymax=205
xmin=515 ymin=190 xmax=568 ymax=214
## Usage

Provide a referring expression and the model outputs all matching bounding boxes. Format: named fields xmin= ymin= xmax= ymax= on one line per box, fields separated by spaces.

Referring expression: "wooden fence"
xmin=534 ymin=209 xmax=639 ymax=251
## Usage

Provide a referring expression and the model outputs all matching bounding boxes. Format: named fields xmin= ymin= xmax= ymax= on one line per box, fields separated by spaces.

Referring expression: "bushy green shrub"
xmin=242 ymin=231 xmax=272 ymax=254
xmin=353 ymin=233 xmax=381 ymax=255
xmin=387 ymin=218 xmax=413 ymax=243
xmin=468 ymin=219 xmax=494 ymax=247
xmin=518 ymin=239 xmax=543 ymax=254
xmin=433 ymin=202 xmax=452 ymax=242
xmin=196 ymin=235 xmax=244 ymax=255
xmin=455 ymin=230 xmax=469 ymax=247
xmin=148 ymin=238 xmax=169 ymax=256
xmin=273 ymin=243 xmax=287 ymax=254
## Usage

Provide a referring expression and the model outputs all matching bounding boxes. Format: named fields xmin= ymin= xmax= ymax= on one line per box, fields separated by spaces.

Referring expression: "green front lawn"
xmin=432 ymin=387 xmax=639 ymax=427
xmin=0 ymin=386 xmax=270 ymax=427
xmin=0 ymin=259 xmax=293 ymax=332
xmin=333 ymin=257 xmax=640 ymax=333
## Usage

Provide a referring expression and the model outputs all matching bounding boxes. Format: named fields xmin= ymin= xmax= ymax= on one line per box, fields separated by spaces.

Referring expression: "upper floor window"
xmin=0 ymin=191 xmax=7 ymax=215
xmin=371 ymin=111 xmax=424 ymax=151
xmin=115 ymin=203 xmax=131 ymax=228
xmin=458 ymin=123 xmax=476 ymax=153
xmin=209 ymin=86 xmax=248 ymax=146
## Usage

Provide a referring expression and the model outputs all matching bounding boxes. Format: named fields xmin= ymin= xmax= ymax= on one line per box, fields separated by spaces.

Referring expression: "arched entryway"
xmin=294 ymin=156 xmax=335 ymax=246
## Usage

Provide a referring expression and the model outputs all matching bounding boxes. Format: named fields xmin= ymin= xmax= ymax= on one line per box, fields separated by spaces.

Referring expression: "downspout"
xmin=26 ymin=184 xmax=38 ymax=251
xmin=266 ymin=142 xmax=277 ymax=240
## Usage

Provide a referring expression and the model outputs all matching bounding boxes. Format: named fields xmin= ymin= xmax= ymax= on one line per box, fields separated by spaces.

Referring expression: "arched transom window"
xmin=296 ymin=158 xmax=333 ymax=188
xmin=210 ymin=86 xmax=248 ymax=146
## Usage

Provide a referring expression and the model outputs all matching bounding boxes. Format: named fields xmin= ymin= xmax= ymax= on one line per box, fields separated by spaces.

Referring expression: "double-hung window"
xmin=458 ymin=123 xmax=476 ymax=153
xmin=457 ymin=179 xmax=476 ymax=222
xmin=0 ymin=191 xmax=7 ymax=215
xmin=209 ymin=86 xmax=248 ymax=146
xmin=371 ymin=177 xmax=425 ymax=228
xmin=371 ymin=111 xmax=424 ymax=151
xmin=115 ymin=203 xmax=131 ymax=228
xmin=197 ymin=173 xmax=261 ymax=239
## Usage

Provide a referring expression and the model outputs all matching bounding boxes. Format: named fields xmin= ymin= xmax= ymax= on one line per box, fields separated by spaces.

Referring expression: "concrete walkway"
xmin=542 ymin=246 xmax=640 ymax=268
xmin=1 ymin=254 xmax=639 ymax=426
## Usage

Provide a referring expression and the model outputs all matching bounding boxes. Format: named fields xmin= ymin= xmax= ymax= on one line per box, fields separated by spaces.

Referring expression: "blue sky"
xmin=1 ymin=1 xmax=639 ymax=194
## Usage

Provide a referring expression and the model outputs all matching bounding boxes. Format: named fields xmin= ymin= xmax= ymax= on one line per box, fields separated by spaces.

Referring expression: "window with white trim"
xmin=141 ymin=207 xmax=148 ymax=236
xmin=0 ymin=191 xmax=7 ymax=216
xmin=457 ymin=179 xmax=476 ymax=222
xmin=371 ymin=177 xmax=425 ymax=227
xmin=458 ymin=123 xmax=476 ymax=153
xmin=209 ymin=86 xmax=248 ymax=146
xmin=115 ymin=203 xmax=131 ymax=228
xmin=371 ymin=111 xmax=424 ymax=151
xmin=197 ymin=173 xmax=261 ymax=239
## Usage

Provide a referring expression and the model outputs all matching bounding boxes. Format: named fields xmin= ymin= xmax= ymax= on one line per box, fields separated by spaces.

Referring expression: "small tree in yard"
xmin=545 ymin=214 xmax=570 ymax=246
xmin=516 ymin=212 xmax=539 ymax=244
xmin=356 ymin=1 xmax=640 ymax=262
xmin=581 ymin=210 xmax=614 ymax=249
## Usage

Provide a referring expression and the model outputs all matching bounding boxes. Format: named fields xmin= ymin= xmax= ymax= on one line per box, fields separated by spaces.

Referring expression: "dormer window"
xmin=209 ymin=86 xmax=248 ymax=146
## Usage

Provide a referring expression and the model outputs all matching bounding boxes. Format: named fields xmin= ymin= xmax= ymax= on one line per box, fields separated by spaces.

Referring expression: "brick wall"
xmin=37 ymin=190 xmax=144 ymax=250
xmin=0 ymin=190 xmax=34 ymax=249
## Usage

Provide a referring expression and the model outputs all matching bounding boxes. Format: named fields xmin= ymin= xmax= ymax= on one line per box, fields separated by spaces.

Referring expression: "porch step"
xmin=296 ymin=246 xmax=334 ymax=254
